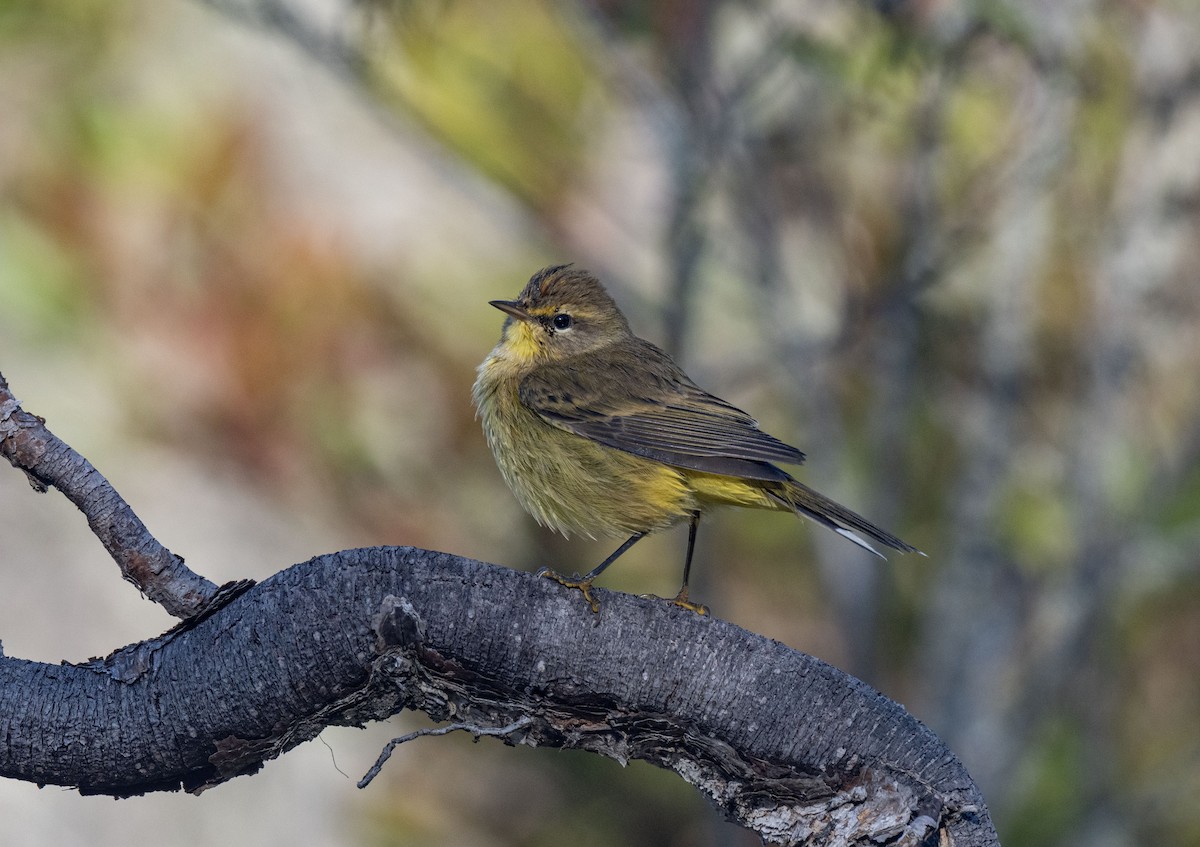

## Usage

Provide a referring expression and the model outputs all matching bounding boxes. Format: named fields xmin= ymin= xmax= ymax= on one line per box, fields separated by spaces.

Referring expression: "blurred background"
xmin=1 ymin=0 xmax=1199 ymax=845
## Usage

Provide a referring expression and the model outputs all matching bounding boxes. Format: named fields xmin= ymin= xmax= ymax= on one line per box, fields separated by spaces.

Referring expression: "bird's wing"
xmin=518 ymin=341 xmax=805 ymax=482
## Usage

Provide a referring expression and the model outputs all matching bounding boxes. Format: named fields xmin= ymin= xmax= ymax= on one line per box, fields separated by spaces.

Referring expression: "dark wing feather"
xmin=519 ymin=340 xmax=804 ymax=482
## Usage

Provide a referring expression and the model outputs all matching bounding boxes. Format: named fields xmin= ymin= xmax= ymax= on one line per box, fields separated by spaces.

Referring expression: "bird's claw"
xmin=535 ymin=567 xmax=601 ymax=614
xmin=670 ymin=586 xmax=709 ymax=616
xmin=634 ymin=588 xmax=710 ymax=615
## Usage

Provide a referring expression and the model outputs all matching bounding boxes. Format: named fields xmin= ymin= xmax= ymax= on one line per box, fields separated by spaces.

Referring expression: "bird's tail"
xmin=770 ymin=480 xmax=921 ymax=558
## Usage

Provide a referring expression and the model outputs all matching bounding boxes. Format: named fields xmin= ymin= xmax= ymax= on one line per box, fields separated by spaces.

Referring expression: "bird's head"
xmin=489 ymin=265 xmax=632 ymax=364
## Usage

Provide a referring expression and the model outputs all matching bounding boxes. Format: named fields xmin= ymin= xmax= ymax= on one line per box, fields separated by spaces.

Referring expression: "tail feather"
xmin=769 ymin=480 xmax=921 ymax=558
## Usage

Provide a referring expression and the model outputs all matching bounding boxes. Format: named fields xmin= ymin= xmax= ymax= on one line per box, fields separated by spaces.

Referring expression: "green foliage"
xmin=1004 ymin=718 xmax=1088 ymax=847
xmin=369 ymin=1 xmax=598 ymax=210
xmin=0 ymin=213 xmax=92 ymax=337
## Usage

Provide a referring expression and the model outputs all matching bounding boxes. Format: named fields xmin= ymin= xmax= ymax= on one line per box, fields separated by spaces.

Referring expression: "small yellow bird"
xmin=473 ymin=265 xmax=918 ymax=614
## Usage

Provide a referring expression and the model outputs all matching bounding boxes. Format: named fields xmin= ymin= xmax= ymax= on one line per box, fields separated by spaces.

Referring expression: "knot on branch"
xmin=373 ymin=594 xmax=427 ymax=653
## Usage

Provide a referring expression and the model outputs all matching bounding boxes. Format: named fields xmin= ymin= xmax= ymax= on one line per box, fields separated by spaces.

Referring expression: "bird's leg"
xmin=536 ymin=532 xmax=646 ymax=613
xmin=671 ymin=511 xmax=709 ymax=615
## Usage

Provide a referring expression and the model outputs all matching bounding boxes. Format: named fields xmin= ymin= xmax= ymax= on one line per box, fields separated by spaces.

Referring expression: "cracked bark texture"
xmin=0 ymin=547 xmax=997 ymax=847
xmin=0 ymin=375 xmax=230 ymax=618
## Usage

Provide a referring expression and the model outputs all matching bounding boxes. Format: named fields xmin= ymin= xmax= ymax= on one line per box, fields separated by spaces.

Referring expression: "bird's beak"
xmin=489 ymin=300 xmax=532 ymax=321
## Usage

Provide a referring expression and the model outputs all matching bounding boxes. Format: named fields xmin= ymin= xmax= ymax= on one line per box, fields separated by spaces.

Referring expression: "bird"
xmin=472 ymin=264 xmax=919 ymax=614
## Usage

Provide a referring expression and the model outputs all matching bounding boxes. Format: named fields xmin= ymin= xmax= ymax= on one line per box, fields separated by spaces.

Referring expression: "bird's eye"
xmin=552 ymin=313 xmax=573 ymax=330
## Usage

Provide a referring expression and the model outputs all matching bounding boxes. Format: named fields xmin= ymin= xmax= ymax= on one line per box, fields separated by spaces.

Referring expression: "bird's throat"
xmin=499 ymin=320 xmax=544 ymax=365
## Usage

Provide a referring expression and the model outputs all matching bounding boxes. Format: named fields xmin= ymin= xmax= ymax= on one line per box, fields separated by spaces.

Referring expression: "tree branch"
xmin=0 ymin=374 xmax=247 ymax=619
xmin=0 ymin=546 xmax=996 ymax=845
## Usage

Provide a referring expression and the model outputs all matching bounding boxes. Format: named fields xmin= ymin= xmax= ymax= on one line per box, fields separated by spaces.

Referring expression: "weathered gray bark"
xmin=0 ymin=547 xmax=997 ymax=846
xmin=0 ymin=373 xmax=237 ymax=618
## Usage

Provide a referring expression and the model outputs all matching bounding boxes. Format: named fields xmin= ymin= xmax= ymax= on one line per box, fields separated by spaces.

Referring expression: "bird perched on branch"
xmin=473 ymin=265 xmax=919 ymax=614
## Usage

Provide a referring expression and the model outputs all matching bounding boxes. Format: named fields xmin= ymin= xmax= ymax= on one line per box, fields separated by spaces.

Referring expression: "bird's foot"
xmin=670 ymin=586 xmax=709 ymax=616
xmin=535 ymin=567 xmax=601 ymax=614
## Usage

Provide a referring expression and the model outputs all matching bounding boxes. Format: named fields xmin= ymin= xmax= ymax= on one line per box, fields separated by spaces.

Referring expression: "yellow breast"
xmin=473 ymin=352 xmax=696 ymax=538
